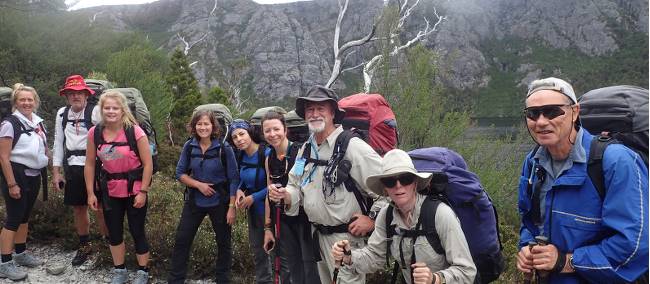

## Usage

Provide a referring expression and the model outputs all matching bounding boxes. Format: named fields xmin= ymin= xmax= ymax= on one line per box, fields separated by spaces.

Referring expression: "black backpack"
xmin=578 ymin=85 xmax=649 ymax=198
xmin=93 ymin=123 xmax=147 ymax=207
xmin=301 ymin=129 xmax=373 ymax=215
xmin=60 ymin=103 xmax=95 ymax=165
xmin=579 ymin=85 xmax=648 ymax=165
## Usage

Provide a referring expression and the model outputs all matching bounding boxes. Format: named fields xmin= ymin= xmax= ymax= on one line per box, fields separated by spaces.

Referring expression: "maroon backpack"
xmin=338 ymin=93 xmax=398 ymax=156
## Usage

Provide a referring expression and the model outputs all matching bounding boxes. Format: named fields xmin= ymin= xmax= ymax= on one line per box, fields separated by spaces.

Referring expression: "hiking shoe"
xmin=13 ymin=251 xmax=43 ymax=267
xmin=111 ymin=268 xmax=128 ymax=284
xmin=133 ymin=269 xmax=149 ymax=284
xmin=71 ymin=244 xmax=92 ymax=266
xmin=0 ymin=260 xmax=27 ymax=281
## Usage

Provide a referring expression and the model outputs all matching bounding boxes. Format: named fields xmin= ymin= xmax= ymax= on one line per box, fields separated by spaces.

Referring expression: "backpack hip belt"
xmin=310 ymin=222 xmax=350 ymax=263
xmin=99 ymin=167 xmax=143 ymax=195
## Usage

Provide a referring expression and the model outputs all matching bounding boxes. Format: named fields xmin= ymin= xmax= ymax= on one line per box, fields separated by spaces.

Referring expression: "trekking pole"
xmin=534 ymin=236 xmax=550 ymax=284
xmin=331 ymin=242 xmax=350 ymax=284
xmin=273 ymin=188 xmax=283 ymax=284
xmin=524 ymin=241 xmax=537 ymax=284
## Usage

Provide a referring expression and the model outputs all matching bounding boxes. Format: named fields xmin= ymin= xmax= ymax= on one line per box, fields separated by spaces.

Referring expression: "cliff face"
xmin=86 ymin=0 xmax=648 ymax=102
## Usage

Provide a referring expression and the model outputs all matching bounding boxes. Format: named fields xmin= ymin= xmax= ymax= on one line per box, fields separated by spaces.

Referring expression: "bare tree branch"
xmin=325 ymin=0 xmax=376 ymax=88
xmin=362 ymin=5 xmax=445 ymax=92
xmin=342 ymin=61 xmax=367 ymax=74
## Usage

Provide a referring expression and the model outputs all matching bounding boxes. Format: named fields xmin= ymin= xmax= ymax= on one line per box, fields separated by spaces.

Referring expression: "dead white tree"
xmin=176 ymin=0 xmax=218 ymax=55
xmin=221 ymin=58 xmax=250 ymax=114
xmin=327 ymin=0 xmax=445 ymax=93
xmin=324 ymin=0 xmax=376 ymax=88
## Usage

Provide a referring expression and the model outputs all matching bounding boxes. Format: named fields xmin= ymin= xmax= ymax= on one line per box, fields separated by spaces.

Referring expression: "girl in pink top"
xmin=84 ymin=91 xmax=153 ymax=284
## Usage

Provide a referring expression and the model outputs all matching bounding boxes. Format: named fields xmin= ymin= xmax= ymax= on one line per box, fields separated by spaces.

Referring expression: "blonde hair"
xmin=98 ymin=91 xmax=138 ymax=128
xmin=11 ymin=83 xmax=40 ymax=112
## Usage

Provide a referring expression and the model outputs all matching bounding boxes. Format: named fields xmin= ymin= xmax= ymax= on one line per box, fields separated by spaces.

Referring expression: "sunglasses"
xmin=524 ymin=104 xmax=572 ymax=121
xmin=380 ymin=174 xmax=416 ymax=188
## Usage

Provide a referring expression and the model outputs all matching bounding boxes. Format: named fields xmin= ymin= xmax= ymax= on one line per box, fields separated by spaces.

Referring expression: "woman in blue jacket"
xmin=230 ymin=119 xmax=272 ymax=284
xmin=168 ymin=110 xmax=239 ymax=284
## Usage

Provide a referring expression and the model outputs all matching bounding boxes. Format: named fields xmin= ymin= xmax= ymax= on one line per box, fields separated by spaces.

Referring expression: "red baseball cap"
xmin=59 ymin=75 xmax=95 ymax=96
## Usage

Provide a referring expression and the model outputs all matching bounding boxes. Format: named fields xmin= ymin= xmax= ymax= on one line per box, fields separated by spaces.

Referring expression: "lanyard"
xmin=301 ymin=134 xmax=320 ymax=187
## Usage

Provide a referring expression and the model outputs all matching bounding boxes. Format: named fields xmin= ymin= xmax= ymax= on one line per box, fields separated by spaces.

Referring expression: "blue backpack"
xmin=385 ymin=147 xmax=504 ymax=283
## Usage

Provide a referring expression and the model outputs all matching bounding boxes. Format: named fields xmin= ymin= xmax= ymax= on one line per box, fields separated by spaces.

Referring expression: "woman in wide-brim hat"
xmin=331 ymin=149 xmax=476 ymax=284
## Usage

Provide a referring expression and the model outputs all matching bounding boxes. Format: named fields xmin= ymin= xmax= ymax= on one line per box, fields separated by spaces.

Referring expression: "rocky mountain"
xmin=80 ymin=0 xmax=648 ymax=113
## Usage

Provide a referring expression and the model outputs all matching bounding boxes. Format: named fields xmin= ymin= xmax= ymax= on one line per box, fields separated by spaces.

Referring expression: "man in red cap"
xmin=52 ymin=75 xmax=108 ymax=267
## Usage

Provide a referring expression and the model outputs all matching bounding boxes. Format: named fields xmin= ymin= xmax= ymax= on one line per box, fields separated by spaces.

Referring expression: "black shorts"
xmin=2 ymin=166 xmax=40 ymax=231
xmin=64 ymin=165 xmax=100 ymax=206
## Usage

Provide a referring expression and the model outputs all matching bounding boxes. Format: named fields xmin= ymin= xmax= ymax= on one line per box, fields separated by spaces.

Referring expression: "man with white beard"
xmin=268 ymin=85 xmax=384 ymax=284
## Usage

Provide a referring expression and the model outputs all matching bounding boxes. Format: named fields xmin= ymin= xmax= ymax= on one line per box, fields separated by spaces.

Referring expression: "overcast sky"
xmin=67 ymin=0 xmax=311 ymax=10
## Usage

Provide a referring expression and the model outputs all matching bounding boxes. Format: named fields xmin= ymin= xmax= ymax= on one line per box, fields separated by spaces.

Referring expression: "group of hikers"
xmin=0 ymin=74 xmax=646 ymax=284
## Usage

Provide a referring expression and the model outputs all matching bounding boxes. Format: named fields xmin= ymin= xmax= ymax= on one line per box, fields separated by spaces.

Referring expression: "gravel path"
xmin=0 ymin=244 xmax=217 ymax=284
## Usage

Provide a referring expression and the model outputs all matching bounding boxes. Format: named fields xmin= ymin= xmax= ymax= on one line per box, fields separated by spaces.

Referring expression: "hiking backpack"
xmin=384 ymin=147 xmax=504 ymax=284
xmin=579 ymin=85 xmax=649 ymax=166
xmin=0 ymin=87 xmax=12 ymax=120
xmin=101 ymin=87 xmax=159 ymax=174
xmin=193 ymin=104 xmax=233 ymax=140
xmin=338 ymin=93 xmax=398 ymax=156
xmin=285 ymin=110 xmax=309 ymax=143
xmin=84 ymin=79 xmax=115 ymax=106
xmin=250 ymin=106 xmax=287 ymax=142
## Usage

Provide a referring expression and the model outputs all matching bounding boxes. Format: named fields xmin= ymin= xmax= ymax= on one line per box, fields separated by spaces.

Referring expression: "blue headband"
xmin=229 ymin=119 xmax=251 ymax=135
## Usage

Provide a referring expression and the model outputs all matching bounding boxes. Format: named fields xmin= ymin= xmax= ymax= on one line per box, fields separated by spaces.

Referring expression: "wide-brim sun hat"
xmin=366 ymin=149 xmax=432 ymax=196
xmin=295 ymin=85 xmax=345 ymax=124
xmin=59 ymin=74 xmax=95 ymax=96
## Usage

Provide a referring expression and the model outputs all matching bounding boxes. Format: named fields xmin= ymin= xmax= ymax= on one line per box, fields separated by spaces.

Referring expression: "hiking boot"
xmin=111 ymin=268 xmax=128 ymax=284
xmin=13 ymin=251 xmax=43 ymax=268
xmin=71 ymin=243 xmax=92 ymax=266
xmin=133 ymin=269 xmax=149 ymax=284
xmin=0 ymin=260 xmax=27 ymax=281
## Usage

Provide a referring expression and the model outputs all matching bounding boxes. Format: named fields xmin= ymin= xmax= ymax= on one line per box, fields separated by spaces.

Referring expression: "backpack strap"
xmin=287 ymin=141 xmax=302 ymax=166
xmin=331 ymin=130 xmax=373 ymax=215
xmin=61 ymin=106 xmax=70 ymax=132
xmin=587 ymin=135 xmax=618 ymax=200
xmin=385 ymin=197 xmax=444 ymax=284
xmin=125 ymin=126 xmax=140 ymax=159
xmin=418 ymin=197 xmax=444 ymax=255
xmin=6 ymin=115 xmax=33 ymax=149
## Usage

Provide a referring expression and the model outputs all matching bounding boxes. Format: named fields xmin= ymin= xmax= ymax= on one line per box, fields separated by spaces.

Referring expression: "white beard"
xmin=308 ymin=120 xmax=325 ymax=133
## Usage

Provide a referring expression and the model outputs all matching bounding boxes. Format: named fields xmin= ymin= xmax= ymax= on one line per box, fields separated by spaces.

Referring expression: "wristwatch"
xmin=368 ymin=210 xmax=378 ymax=221
xmin=435 ymin=272 xmax=446 ymax=284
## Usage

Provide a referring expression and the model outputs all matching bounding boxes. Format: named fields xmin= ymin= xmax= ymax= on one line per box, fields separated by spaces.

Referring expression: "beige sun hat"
xmin=365 ymin=149 xmax=432 ymax=196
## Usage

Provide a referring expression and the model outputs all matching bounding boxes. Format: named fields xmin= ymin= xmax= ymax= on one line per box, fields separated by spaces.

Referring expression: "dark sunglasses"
xmin=524 ymin=104 xmax=572 ymax=121
xmin=380 ymin=174 xmax=416 ymax=188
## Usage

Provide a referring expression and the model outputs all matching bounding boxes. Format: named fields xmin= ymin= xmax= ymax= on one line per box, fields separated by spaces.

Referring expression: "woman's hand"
xmin=87 ymin=193 xmax=98 ymax=211
xmin=133 ymin=192 xmax=147 ymax=208
xmin=8 ymin=184 xmax=20 ymax=199
xmin=239 ymin=196 xmax=253 ymax=210
xmin=226 ymin=206 xmax=236 ymax=225
xmin=235 ymin=190 xmax=254 ymax=209
xmin=263 ymin=229 xmax=276 ymax=254
xmin=235 ymin=190 xmax=244 ymax=207
xmin=196 ymin=182 xmax=216 ymax=197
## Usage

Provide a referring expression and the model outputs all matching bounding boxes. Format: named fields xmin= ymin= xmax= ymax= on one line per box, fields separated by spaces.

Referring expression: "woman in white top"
xmin=0 ymin=84 xmax=49 ymax=281
xmin=331 ymin=149 xmax=476 ymax=284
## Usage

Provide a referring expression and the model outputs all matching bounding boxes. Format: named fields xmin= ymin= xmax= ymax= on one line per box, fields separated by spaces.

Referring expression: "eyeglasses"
xmin=380 ymin=174 xmax=416 ymax=188
xmin=524 ymin=104 xmax=572 ymax=121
